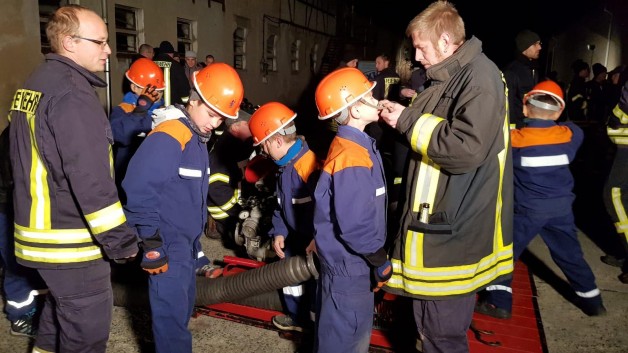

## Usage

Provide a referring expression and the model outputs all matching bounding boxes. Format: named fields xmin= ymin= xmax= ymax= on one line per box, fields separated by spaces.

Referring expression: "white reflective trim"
xmin=179 ymin=167 xmax=202 ymax=178
xmin=375 ymin=186 xmax=386 ymax=197
xmin=197 ymin=251 xmax=205 ymax=259
xmin=282 ymin=285 xmax=303 ymax=297
xmin=16 ymin=227 xmax=92 ymax=242
xmin=575 ymin=288 xmax=600 ymax=298
xmin=21 ymin=248 xmax=102 ymax=260
xmin=521 ymin=154 xmax=569 ymax=167
xmin=292 ymin=196 xmax=312 ymax=205
xmin=6 ymin=289 xmax=48 ymax=309
xmin=485 ymin=285 xmax=512 ymax=293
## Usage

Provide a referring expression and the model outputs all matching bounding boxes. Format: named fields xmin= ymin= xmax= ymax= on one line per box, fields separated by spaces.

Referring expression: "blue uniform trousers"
xmin=149 ymin=257 xmax=196 ymax=353
xmin=485 ymin=211 xmax=601 ymax=311
xmin=34 ymin=260 xmax=112 ymax=353
xmin=314 ymin=270 xmax=373 ymax=353
xmin=0 ymin=211 xmax=45 ymax=322
xmin=413 ymin=295 xmax=476 ymax=353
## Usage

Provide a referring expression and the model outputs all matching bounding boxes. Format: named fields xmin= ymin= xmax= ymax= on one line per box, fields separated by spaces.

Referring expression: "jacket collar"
xmin=45 ymin=53 xmax=107 ymax=88
xmin=427 ymin=36 xmax=482 ymax=83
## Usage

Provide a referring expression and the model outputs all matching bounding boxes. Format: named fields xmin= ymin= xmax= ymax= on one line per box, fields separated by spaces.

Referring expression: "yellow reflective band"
xmin=15 ymin=243 xmax=102 ymax=263
xmin=394 ymin=177 xmax=402 ymax=185
xmin=612 ymin=104 xmax=628 ymax=124
xmin=28 ymin=114 xmax=51 ymax=229
xmin=85 ymin=202 xmax=126 ymax=234
xmin=410 ymin=114 xmax=443 ymax=155
xmin=411 ymin=155 xmax=439 ymax=214
xmin=611 ymin=187 xmax=628 ymax=242
xmin=208 ymin=206 xmax=229 ymax=219
xmin=209 ymin=173 xmax=230 ymax=184
xmin=10 ymin=89 xmax=42 ymax=114
xmin=15 ymin=224 xmax=93 ymax=244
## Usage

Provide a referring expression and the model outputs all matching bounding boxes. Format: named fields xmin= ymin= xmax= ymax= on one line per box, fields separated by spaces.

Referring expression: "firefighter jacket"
xmin=607 ymin=81 xmax=628 ymax=144
xmin=503 ymin=54 xmax=539 ymax=129
xmin=122 ymin=109 xmax=209 ymax=259
xmin=313 ymin=125 xmax=387 ymax=276
xmin=207 ymin=130 xmax=253 ymax=224
xmin=511 ymin=119 xmax=583 ymax=214
xmin=154 ymin=53 xmax=190 ymax=106
xmin=8 ymin=54 xmax=138 ymax=268
xmin=373 ymin=67 xmax=401 ymax=101
xmin=384 ymin=36 xmax=514 ymax=299
xmin=110 ymin=91 xmax=163 ymax=195
xmin=270 ymin=138 xmax=320 ymax=246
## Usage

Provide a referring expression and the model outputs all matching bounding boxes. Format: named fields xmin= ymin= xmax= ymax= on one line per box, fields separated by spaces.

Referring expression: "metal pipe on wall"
xmin=101 ymin=0 xmax=111 ymax=116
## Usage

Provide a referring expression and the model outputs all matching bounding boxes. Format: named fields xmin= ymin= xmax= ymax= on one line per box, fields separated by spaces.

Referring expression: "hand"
xmin=305 ymin=239 xmax=317 ymax=255
xmin=140 ymin=232 xmax=168 ymax=275
xmin=401 ymin=88 xmax=416 ymax=98
xmin=379 ymin=100 xmax=405 ymax=128
xmin=372 ymin=260 xmax=392 ymax=292
xmin=273 ymin=235 xmax=286 ymax=259
xmin=134 ymin=84 xmax=160 ymax=114
xmin=112 ymin=253 xmax=137 ymax=264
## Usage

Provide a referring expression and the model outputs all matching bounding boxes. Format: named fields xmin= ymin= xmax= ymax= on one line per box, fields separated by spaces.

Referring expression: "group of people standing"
xmin=2 ymin=2 xmax=626 ymax=353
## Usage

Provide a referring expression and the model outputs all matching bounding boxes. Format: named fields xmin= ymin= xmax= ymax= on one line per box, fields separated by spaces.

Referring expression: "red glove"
xmin=244 ymin=154 xmax=277 ymax=183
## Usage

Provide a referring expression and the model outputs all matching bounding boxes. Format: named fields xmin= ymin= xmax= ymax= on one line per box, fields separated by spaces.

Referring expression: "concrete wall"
xmin=0 ymin=0 xmax=335 ymax=128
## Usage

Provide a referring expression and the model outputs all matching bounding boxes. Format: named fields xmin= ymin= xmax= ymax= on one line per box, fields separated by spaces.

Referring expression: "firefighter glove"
xmin=140 ymin=231 xmax=169 ymax=275
xmin=133 ymin=84 xmax=160 ymax=115
xmin=365 ymin=248 xmax=392 ymax=291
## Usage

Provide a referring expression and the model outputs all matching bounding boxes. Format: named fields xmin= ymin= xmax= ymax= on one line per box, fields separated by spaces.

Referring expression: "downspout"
xmin=603 ymin=7 xmax=613 ymax=68
xmin=101 ymin=0 xmax=111 ymax=116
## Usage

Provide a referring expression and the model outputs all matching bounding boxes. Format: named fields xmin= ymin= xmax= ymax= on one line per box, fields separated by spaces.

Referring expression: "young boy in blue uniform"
xmin=122 ymin=63 xmax=244 ymax=353
xmin=312 ymin=68 xmax=391 ymax=353
xmin=248 ymin=102 xmax=320 ymax=332
xmin=476 ymin=80 xmax=606 ymax=318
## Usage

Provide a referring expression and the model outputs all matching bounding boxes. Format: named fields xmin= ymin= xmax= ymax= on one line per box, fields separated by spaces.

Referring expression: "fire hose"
xmin=112 ymin=253 xmax=319 ymax=309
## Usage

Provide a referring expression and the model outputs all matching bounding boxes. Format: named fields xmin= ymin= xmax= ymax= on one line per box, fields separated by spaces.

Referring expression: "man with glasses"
xmin=8 ymin=5 xmax=138 ymax=353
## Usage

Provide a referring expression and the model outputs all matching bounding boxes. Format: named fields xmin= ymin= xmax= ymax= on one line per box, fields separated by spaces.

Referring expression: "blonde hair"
xmin=45 ymin=5 xmax=90 ymax=53
xmin=406 ymin=1 xmax=465 ymax=48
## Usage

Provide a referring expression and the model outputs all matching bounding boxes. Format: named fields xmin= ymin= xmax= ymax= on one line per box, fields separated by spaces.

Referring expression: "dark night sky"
xmin=354 ymin=0 xmax=627 ymax=67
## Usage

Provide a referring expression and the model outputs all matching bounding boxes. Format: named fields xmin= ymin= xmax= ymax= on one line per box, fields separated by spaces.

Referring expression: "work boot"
xmin=272 ymin=314 xmax=303 ymax=332
xmin=600 ymin=255 xmax=625 ymax=268
xmin=196 ymin=264 xmax=223 ymax=278
xmin=474 ymin=301 xmax=512 ymax=319
xmin=10 ymin=309 xmax=37 ymax=338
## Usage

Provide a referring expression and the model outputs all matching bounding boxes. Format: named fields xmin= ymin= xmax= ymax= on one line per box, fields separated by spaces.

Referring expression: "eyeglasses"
xmin=72 ymin=36 xmax=109 ymax=48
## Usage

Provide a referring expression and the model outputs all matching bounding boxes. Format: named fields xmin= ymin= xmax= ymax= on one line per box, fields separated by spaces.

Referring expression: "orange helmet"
xmin=315 ymin=67 xmax=375 ymax=120
xmin=125 ymin=58 xmax=165 ymax=90
xmin=524 ymin=80 xmax=565 ymax=111
xmin=193 ymin=63 xmax=244 ymax=119
xmin=249 ymin=102 xmax=297 ymax=146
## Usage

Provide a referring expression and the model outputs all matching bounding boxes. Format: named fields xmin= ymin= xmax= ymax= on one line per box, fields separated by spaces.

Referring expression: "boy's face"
xmin=261 ymin=136 xmax=284 ymax=161
xmin=356 ymin=92 xmax=381 ymax=123
xmin=187 ymin=100 xmax=226 ymax=135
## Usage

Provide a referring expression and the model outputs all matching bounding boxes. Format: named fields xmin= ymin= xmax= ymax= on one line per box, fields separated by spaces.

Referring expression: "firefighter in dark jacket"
xmin=154 ymin=40 xmax=191 ymax=106
xmin=604 ymin=79 xmax=628 ymax=283
xmin=8 ymin=5 xmax=138 ymax=352
xmin=123 ymin=63 xmax=244 ymax=353
xmin=380 ymin=2 xmax=513 ymax=352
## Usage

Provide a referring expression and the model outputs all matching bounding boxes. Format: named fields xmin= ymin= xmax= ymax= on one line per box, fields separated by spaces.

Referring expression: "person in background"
xmin=248 ymin=102 xmax=319 ymax=334
xmin=154 ymin=40 xmax=190 ymax=105
xmin=379 ymin=2 xmax=513 ymax=352
xmin=122 ymin=63 xmax=244 ymax=353
xmin=205 ymin=54 xmax=215 ymax=66
xmin=566 ymin=59 xmax=590 ymax=122
xmin=503 ymin=29 xmax=542 ymax=129
xmin=110 ymin=58 xmax=164 ymax=201
xmin=8 ymin=5 xmax=139 ymax=352
xmin=0 ymin=127 xmax=47 ymax=339
xmin=476 ymin=80 xmax=607 ymax=319
xmin=183 ymin=50 xmax=203 ymax=87
xmin=138 ymin=43 xmax=154 ymax=60
xmin=313 ymin=67 xmax=390 ymax=353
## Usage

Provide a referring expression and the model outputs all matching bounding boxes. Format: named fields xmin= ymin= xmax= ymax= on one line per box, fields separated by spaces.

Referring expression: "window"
xmin=310 ymin=44 xmax=319 ymax=74
xmin=115 ymin=5 xmax=139 ymax=55
xmin=291 ymin=40 xmax=301 ymax=72
xmin=266 ymin=35 xmax=278 ymax=72
xmin=177 ymin=19 xmax=194 ymax=54
xmin=39 ymin=0 xmax=67 ymax=54
xmin=233 ymin=27 xmax=247 ymax=70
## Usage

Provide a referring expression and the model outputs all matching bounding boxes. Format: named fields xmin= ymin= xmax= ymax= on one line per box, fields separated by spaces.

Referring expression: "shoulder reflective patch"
xmin=149 ymin=119 xmax=193 ymax=150
xmin=323 ymin=137 xmax=372 ymax=175
xmin=118 ymin=102 xmax=135 ymax=113
xmin=511 ymin=125 xmax=573 ymax=148
xmin=10 ymin=89 xmax=43 ymax=114
xmin=154 ymin=61 xmax=172 ymax=69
